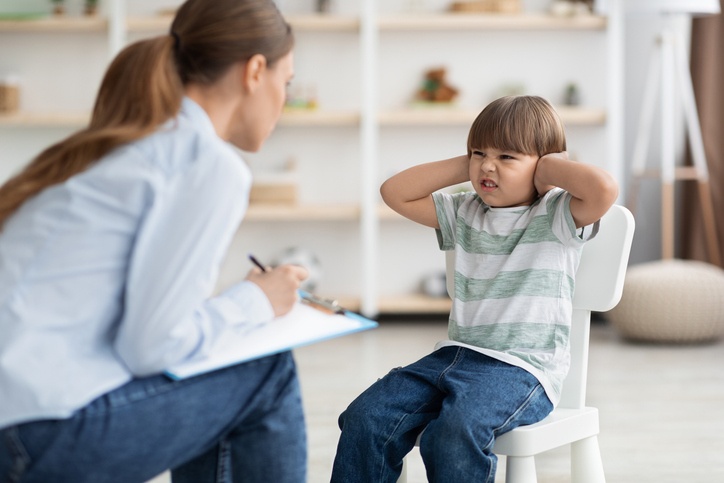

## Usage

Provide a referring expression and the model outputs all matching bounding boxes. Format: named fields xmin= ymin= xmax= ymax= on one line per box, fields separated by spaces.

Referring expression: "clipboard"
xmin=165 ymin=291 xmax=378 ymax=380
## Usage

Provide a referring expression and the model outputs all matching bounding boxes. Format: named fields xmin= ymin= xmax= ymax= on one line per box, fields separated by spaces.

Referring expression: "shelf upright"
xmin=107 ymin=0 xmax=126 ymax=59
xmin=359 ymin=0 xmax=379 ymax=317
xmin=604 ymin=0 xmax=625 ymax=201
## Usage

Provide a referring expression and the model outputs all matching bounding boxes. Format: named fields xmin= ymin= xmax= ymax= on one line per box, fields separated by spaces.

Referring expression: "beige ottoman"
xmin=607 ymin=260 xmax=724 ymax=343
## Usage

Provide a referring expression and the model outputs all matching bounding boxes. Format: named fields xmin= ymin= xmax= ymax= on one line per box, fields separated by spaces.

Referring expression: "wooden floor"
xmin=151 ymin=317 xmax=724 ymax=482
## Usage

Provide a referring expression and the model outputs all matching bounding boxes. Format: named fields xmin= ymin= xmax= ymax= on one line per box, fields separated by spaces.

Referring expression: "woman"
xmin=0 ymin=0 xmax=308 ymax=481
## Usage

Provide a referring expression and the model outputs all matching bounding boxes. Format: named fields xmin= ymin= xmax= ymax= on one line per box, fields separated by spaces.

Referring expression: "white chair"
xmin=398 ymin=204 xmax=635 ymax=483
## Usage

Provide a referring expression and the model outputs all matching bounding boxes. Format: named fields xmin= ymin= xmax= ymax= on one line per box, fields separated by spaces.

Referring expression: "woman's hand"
xmin=246 ymin=264 xmax=309 ymax=317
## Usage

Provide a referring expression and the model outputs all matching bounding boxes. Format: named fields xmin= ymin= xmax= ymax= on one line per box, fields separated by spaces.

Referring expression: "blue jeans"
xmin=0 ymin=351 xmax=306 ymax=483
xmin=331 ymin=346 xmax=553 ymax=483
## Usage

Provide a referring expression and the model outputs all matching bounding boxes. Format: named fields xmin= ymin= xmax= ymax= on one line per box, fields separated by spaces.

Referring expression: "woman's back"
xmin=0 ymin=98 xmax=250 ymax=428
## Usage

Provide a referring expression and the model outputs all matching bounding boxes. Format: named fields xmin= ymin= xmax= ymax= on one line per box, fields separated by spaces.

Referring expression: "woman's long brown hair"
xmin=0 ymin=0 xmax=293 ymax=228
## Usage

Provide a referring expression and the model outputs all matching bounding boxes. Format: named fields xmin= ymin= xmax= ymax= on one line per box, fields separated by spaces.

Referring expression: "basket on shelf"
xmin=448 ymin=0 xmax=522 ymax=14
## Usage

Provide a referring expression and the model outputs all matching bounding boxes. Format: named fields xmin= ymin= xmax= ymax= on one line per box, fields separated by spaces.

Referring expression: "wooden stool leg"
xmin=661 ymin=181 xmax=675 ymax=259
xmin=697 ymin=180 xmax=721 ymax=266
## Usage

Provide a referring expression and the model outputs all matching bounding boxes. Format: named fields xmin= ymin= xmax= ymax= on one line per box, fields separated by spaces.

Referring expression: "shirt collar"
xmin=180 ymin=96 xmax=218 ymax=138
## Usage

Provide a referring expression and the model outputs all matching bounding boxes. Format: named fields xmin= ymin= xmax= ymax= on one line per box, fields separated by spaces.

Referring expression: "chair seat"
xmin=493 ymin=407 xmax=600 ymax=456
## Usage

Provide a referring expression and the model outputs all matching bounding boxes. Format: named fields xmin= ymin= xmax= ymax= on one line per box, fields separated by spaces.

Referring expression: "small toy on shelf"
xmin=448 ymin=0 xmax=522 ymax=14
xmin=0 ymin=76 xmax=20 ymax=114
xmin=549 ymin=0 xmax=592 ymax=17
xmin=284 ymin=84 xmax=318 ymax=111
xmin=414 ymin=67 xmax=459 ymax=104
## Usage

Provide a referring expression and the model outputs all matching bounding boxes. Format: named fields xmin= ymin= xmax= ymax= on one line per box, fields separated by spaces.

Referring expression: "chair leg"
xmin=397 ymin=456 xmax=408 ymax=483
xmin=505 ymin=455 xmax=537 ymax=483
xmin=571 ymin=436 xmax=605 ymax=483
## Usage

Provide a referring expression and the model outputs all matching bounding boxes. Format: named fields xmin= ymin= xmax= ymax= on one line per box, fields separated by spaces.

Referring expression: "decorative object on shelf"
xmin=284 ymin=84 xmax=318 ymax=111
xmin=414 ymin=67 xmax=459 ymax=104
xmin=249 ymin=158 xmax=298 ymax=205
xmin=273 ymin=247 xmax=323 ymax=292
xmin=549 ymin=0 xmax=592 ymax=17
xmin=84 ymin=0 xmax=98 ymax=16
xmin=607 ymin=260 xmax=724 ymax=343
xmin=0 ymin=75 xmax=20 ymax=113
xmin=448 ymin=0 xmax=522 ymax=14
xmin=420 ymin=270 xmax=448 ymax=298
xmin=563 ymin=82 xmax=581 ymax=106
xmin=50 ymin=0 xmax=65 ymax=16
xmin=316 ymin=0 xmax=332 ymax=14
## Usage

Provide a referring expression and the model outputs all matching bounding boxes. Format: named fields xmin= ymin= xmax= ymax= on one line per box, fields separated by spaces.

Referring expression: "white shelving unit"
xmin=0 ymin=0 xmax=623 ymax=317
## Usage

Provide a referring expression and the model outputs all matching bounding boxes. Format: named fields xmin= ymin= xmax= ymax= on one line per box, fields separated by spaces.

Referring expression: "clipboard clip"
xmin=299 ymin=290 xmax=345 ymax=315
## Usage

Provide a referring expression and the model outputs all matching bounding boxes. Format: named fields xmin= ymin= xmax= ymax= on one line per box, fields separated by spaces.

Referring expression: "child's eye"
xmin=472 ymin=150 xmax=485 ymax=157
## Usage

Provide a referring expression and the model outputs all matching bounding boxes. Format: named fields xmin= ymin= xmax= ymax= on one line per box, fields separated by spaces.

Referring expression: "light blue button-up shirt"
xmin=0 ymin=98 xmax=274 ymax=428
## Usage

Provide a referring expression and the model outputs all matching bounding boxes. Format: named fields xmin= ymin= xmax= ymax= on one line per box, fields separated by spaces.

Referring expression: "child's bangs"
xmin=468 ymin=115 xmax=540 ymax=155
xmin=467 ymin=96 xmax=566 ymax=157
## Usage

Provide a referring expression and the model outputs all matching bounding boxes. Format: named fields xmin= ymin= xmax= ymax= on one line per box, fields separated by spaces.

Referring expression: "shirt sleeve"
xmin=433 ymin=191 xmax=476 ymax=251
xmin=113 ymin=149 xmax=273 ymax=376
xmin=544 ymin=188 xmax=599 ymax=247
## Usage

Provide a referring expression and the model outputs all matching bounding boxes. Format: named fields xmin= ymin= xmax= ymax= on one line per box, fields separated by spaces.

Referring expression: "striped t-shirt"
xmin=432 ymin=188 xmax=597 ymax=406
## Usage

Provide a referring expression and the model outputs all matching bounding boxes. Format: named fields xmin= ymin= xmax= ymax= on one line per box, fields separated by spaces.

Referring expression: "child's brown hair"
xmin=467 ymin=95 xmax=566 ymax=158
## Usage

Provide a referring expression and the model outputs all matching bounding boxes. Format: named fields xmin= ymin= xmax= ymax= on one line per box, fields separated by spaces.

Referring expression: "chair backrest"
xmin=445 ymin=204 xmax=635 ymax=408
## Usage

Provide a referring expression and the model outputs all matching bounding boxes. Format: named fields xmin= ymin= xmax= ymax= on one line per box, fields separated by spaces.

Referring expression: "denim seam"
xmin=490 ymin=383 xmax=546 ymax=445
xmin=436 ymin=346 xmax=465 ymax=389
xmin=3 ymin=427 xmax=30 ymax=483
xmin=216 ymin=439 xmax=231 ymax=483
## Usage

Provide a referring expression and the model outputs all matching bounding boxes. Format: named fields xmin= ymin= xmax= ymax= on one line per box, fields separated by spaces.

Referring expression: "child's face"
xmin=469 ymin=147 xmax=539 ymax=208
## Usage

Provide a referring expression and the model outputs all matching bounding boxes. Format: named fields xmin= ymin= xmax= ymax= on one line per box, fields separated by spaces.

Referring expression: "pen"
xmin=248 ymin=254 xmax=268 ymax=272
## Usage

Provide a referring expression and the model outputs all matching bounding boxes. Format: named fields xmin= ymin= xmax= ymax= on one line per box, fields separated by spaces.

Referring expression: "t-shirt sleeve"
xmin=432 ymin=191 xmax=475 ymax=251
xmin=544 ymin=188 xmax=600 ymax=247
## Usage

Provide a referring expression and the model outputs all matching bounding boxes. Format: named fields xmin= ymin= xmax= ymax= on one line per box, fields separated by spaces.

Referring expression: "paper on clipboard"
xmin=165 ymin=302 xmax=377 ymax=380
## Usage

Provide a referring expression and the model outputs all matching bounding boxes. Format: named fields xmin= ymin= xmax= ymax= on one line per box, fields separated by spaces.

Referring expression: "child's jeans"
xmin=0 ymin=351 xmax=306 ymax=483
xmin=331 ymin=346 xmax=553 ymax=483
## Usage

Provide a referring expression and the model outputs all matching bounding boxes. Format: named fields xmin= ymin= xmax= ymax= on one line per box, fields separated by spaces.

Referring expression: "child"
xmin=330 ymin=95 xmax=618 ymax=482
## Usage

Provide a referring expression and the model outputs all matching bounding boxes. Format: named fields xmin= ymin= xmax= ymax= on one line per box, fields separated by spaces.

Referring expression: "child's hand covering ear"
xmin=534 ymin=151 xmax=568 ymax=197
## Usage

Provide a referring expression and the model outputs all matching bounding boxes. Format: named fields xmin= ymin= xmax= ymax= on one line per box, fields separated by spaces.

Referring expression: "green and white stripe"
xmin=432 ymin=188 xmax=592 ymax=405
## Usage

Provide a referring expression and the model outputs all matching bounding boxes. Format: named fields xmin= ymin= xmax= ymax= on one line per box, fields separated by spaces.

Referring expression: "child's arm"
xmin=534 ymin=153 xmax=619 ymax=228
xmin=380 ymin=155 xmax=469 ymax=229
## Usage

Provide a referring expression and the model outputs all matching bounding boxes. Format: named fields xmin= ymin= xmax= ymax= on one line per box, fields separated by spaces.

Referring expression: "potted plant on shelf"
xmin=85 ymin=0 xmax=99 ymax=16
xmin=50 ymin=0 xmax=65 ymax=16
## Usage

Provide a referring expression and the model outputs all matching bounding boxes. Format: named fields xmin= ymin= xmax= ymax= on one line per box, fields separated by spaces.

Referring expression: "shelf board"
xmin=378 ymin=13 xmax=606 ymax=31
xmin=279 ymin=109 xmax=360 ymax=126
xmin=379 ymin=106 xmax=605 ymax=126
xmin=0 ymin=110 xmax=361 ymax=128
xmin=288 ymin=14 xmax=359 ymax=31
xmin=0 ymin=16 xmax=107 ymax=32
xmin=125 ymin=15 xmax=173 ymax=32
xmin=0 ymin=107 xmax=603 ymax=129
xmin=125 ymin=13 xmax=604 ymax=34
xmin=555 ymin=106 xmax=607 ymax=125
xmin=126 ymin=14 xmax=358 ymax=33
xmin=378 ymin=294 xmax=451 ymax=314
xmin=244 ymin=203 xmax=360 ymax=221
xmin=0 ymin=111 xmax=89 ymax=127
